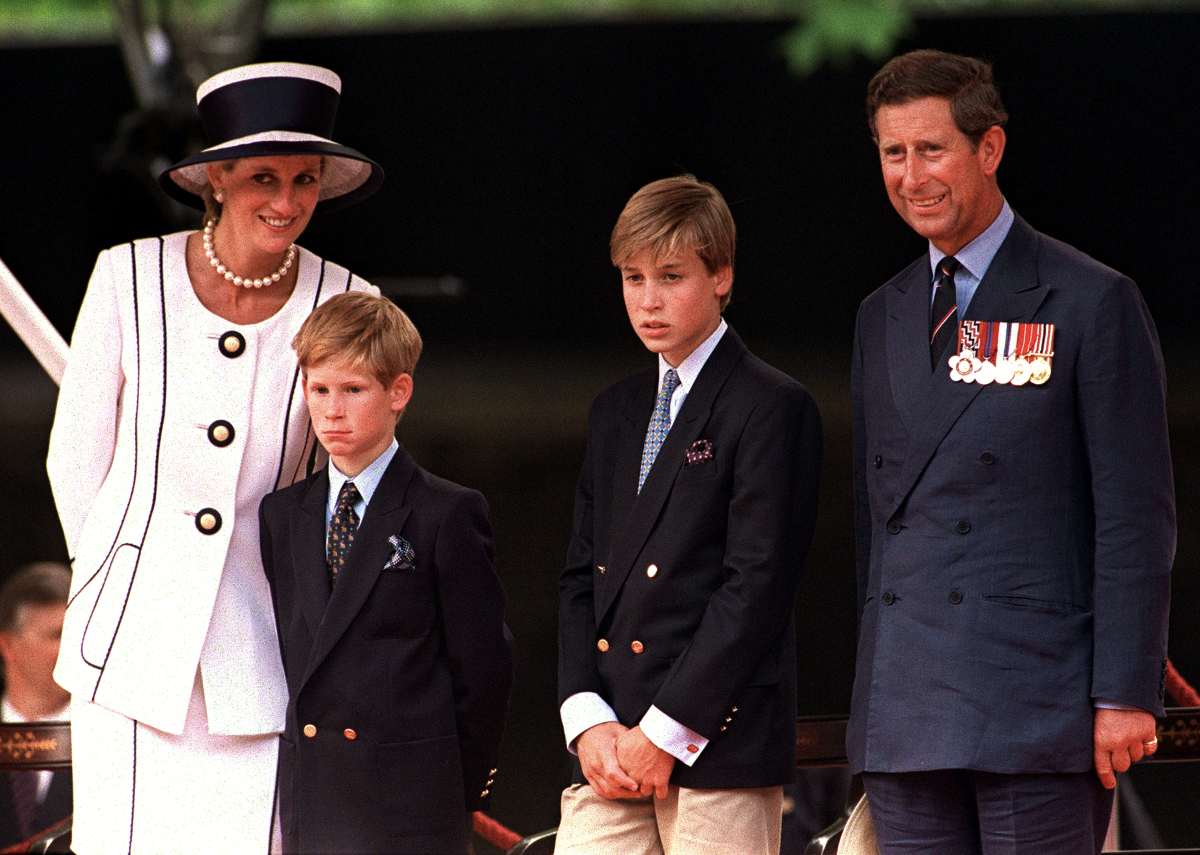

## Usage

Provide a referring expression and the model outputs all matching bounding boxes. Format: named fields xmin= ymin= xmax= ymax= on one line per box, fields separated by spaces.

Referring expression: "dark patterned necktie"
xmin=8 ymin=770 xmax=39 ymax=839
xmin=638 ymin=368 xmax=680 ymax=493
xmin=327 ymin=481 xmax=360 ymax=585
xmin=930 ymin=255 xmax=961 ymax=369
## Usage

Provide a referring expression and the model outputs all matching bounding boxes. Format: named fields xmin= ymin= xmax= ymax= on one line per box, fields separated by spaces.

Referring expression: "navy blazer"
xmin=558 ymin=327 xmax=823 ymax=789
xmin=848 ymin=216 xmax=1175 ymax=775
xmin=260 ymin=447 xmax=514 ymax=855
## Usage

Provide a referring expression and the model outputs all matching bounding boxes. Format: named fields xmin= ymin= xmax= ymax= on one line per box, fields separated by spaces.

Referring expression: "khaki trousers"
xmin=555 ymin=782 xmax=783 ymax=855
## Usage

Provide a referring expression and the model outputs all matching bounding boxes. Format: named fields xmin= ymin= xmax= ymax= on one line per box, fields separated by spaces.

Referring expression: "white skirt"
xmin=71 ymin=674 xmax=279 ymax=855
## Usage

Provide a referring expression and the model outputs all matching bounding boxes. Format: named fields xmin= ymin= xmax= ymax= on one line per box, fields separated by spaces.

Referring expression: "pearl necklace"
xmin=203 ymin=219 xmax=297 ymax=288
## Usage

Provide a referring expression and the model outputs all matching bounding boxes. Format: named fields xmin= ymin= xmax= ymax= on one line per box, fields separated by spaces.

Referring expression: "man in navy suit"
xmin=260 ymin=292 xmax=513 ymax=855
xmin=849 ymin=49 xmax=1174 ymax=854
xmin=556 ymin=175 xmax=822 ymax=854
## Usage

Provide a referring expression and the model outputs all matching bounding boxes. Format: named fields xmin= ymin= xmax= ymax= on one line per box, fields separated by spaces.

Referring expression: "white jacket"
xmin=47 ymin=231 xmax=376 ymax=734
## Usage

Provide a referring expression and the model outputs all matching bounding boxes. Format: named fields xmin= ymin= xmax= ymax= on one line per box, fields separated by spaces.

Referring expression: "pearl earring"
xmin=214 ymin=191 xmax=224 ymax=203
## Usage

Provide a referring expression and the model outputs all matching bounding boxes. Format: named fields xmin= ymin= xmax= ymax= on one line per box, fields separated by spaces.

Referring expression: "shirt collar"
xmin=328 ymin=438 xmax=398 ymax=509
xmin=929 ymin=199 xmax=1014 ymax=282
xmin=657 ymin=318 xmax=728 ymax=394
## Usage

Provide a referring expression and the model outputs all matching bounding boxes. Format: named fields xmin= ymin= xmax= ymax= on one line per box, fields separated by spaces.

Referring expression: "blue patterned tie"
xmin=327 ymin=481 xmax=360 ymax=585
xmin=638 ymin=369 xmax=680 ymax=493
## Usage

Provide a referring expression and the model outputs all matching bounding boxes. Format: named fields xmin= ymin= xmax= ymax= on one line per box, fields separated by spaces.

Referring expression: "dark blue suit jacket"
xmin=558 ymin=327 xmax=823 ymax=789
xmin=260 ymin=447 xmax=513 ymax=855
xmin=848 ymin=215 xmax=1174 ymax=775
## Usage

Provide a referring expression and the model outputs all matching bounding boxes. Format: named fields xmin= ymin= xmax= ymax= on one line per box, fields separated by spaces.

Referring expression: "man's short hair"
xmin=292 ymin=292 xmax=423 ymax=387
xmin=0 ymin=563 xmax=70 ymax=633
xmin=610 ymin=175 xmax=736 ymax=310
xmin=866 ymin=49 xmax=1009 ymax=145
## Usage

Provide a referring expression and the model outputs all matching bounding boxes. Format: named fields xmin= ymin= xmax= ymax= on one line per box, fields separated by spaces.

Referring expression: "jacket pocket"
xmin=81 ymin=543 xmax=140 ymax=667
xmin=983 ymin=594 xmax=1087 ymax=615
xmin=375 ymin=734 xmax=464 ymax=832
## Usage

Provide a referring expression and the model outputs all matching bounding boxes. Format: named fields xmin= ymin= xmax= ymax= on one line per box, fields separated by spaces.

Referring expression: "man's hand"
xmin=615 ymin=726 xmax=675 ymax=799
xmin=576 ymin=722 xmax=642 ymax=800
xmin=1094 ymin=707 xmax=1158 ymax=789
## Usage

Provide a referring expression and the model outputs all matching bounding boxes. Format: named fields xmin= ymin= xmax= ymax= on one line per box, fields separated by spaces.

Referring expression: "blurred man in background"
xmin=0 ymin=562 xmax=71 ymax=849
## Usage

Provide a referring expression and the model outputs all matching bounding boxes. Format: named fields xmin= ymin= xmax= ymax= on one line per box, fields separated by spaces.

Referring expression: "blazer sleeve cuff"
xmin=640 ymin=705 xmax=708 ymax=767
xmin=560 ymin=692 xmax=617 ymax=754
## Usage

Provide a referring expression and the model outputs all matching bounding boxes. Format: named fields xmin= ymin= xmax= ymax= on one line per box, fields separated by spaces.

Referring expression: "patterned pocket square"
xmin=384 ymin=534 xmax=416 ymax=571
xmin=685 ymin=438 xmax=714 ymax=465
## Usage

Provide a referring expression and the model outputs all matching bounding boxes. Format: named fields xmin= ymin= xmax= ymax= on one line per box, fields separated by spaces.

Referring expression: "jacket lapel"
xmin=886 ymin=216 xmax=1049 ymax=520
xmin=885 ymin=256 xmax=937 ymax=434
xmin=597 ymin=328 xmax=746 ymax=623
xmin=293 ymin=469 xmax=333 ymax=639
xmin=300 ymin=449 xmax=416 ymax=690
xmin=608 ymin=373 xmax=655 ymax=547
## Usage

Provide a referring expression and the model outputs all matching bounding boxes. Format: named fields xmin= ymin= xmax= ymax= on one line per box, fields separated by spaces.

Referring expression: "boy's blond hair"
xmin=610 ymin=174 xmax=736 ymax=310
xmin=292 ymin=291 xmax=422 ymax=386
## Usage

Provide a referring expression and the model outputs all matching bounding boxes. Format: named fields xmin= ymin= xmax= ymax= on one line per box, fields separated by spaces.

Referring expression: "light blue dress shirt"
xmin=325 ymin=438 xmax=399 ymax=532
xmin=929 ymin=200 xmax=1014 ymax=318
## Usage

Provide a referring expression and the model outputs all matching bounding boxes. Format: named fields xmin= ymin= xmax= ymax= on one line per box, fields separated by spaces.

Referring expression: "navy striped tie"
xmin=930 ymin=256 xmax=961 ymax=369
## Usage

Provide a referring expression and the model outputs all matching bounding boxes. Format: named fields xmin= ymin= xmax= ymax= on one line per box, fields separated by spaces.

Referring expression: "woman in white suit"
xmin=46 ymin=62 xmax=384 ymax=854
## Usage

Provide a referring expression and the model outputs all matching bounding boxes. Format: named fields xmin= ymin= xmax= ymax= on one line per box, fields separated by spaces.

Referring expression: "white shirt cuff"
xmin=560 ymin=692 xmax=618 ymax=754
xmin=640 ymin=705 xmax=708 ymax=766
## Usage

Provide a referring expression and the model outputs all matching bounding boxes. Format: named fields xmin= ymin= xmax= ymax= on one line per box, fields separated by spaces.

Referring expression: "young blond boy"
xmin=259 ymin=292 xmax=513 ymax=855
xmin=555 ymin=175 xmax=823 ymax=854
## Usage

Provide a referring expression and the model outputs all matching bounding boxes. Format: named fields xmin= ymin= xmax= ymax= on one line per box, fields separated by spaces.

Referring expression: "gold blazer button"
xmin=646 ymin=564 xmax=659 ymax=578
xmin=302 ymin=724 xmax=317 ymax=738
xmin=596 ymin=638 xmax=610 ymax=653
xmin=630 ymin=640 xmax=645 ymax=654
xmin=343 ymin=728 xmax=358 ymax=741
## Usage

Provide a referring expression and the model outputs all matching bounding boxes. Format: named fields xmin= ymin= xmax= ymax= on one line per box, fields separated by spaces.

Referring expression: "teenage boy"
xmin=556 ymin=175 xmax=823 ymax=855
xmin=259 ymin=292 xmax=513 ymax=855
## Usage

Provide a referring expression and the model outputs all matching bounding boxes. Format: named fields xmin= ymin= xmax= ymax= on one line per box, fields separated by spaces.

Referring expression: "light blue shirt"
xmin=929 ymin=200 xmax=1014 ymax=318
xmin=325 ymin=438 xmax=398 ymax=532
xmin=657 ymin=318 xmax=728 ymax=424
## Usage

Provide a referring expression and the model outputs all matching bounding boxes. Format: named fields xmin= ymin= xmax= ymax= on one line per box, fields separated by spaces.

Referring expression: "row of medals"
xmin=949 ymin=350 xmax=1052 ymax=385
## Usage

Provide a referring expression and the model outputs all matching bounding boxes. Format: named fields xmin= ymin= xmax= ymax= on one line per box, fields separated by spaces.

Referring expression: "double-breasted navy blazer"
xmin=558 ymin=327 xmax=823 ymax=789
xmin=848 ymin=215 xmax=1174 ymax=776
xmin=260 ymin=447 xmax=513 ymax=855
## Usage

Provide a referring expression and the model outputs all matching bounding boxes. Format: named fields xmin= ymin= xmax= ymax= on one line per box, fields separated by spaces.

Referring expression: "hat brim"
xmin=160 ymin=139 xmax=385 ymax=213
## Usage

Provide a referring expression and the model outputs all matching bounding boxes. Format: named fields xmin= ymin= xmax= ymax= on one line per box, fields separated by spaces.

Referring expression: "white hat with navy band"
xmin=160 ymin=62 xmax=384 ymax=212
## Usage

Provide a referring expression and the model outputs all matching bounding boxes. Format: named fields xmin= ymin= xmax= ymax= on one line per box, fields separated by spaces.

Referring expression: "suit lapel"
xmin=885 ymin=257 xmax=937 ymax=434
xmin=300 ymin=449 xmax=416 ymax=690
xmin=293 ymin=469 xmax=333 ymax=639
xmin=608 ymin=373 xmax=655 ymax=546
xmin=887 ymin=216 xmax=1049 ymax=520
xmin=598 ymin=328 xmax=746 ymax=623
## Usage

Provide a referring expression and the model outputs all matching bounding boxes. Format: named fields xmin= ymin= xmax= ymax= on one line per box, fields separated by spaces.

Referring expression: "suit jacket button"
xmin=646 ymin=564 xmax=659 ymax=579
xmin=955 ymin=519 xmax=971 ymax=535
xmin=980 ymin=451 xmax=997 ymax=465
xmin=597 ymin=565 xmax=606 ymax=575
xmin=302 ymin=724 xmax=317 ymax=738
xmin=596 ymin=638 xmax=609 ymax=653
xmin=881 ymin=591 xmax=896 ymax=606
xmin=219 ymin=331 xmax=246 ymax=358
xmin=686 ymin=744 xmax=699 ymax=753
xmin=343 ymin=728 xmax=358 ymax=741
xmin=948 ymin=590 xmax=963 ymax=605
xmin=195 ymin=508 xmax=222 ymax=534
xmin=886 ymin=520 xmax=901 ymax=535
xmin=631 ymin=640 xmax=645 ymax=654
xmin=873 ymin=455 xmax=883 ymax=469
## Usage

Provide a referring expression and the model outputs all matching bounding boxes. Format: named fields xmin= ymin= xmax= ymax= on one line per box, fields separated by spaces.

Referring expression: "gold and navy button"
xmin=195 ymin=508 xmax=222 ymax=534
xmin=302 ymin=723 xmax=317 ymax=738
xmin=596 ymin=638 xmax=610 ymax=653
xmin=207 ymin=420 xmax=235 ymax=447
xmin=219 ymin=331 xmax=246 ymax=358
xmin=343 ymin=728 xmax=358 ymax=741
xmin=630 ymin=640 xmax=645 ymax=655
